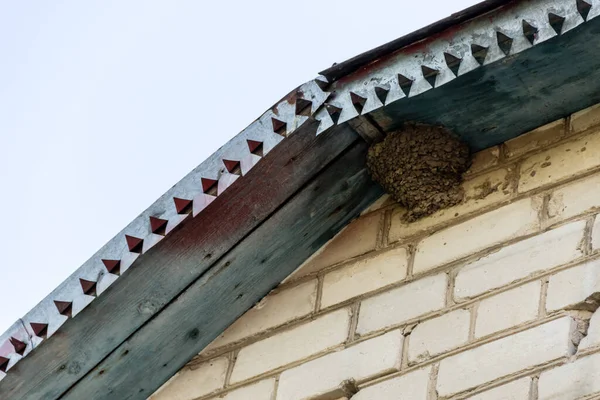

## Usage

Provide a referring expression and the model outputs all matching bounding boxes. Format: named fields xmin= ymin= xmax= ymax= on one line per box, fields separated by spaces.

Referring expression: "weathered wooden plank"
xmin=370 ymin=17 xmax=600 ymax=151
xmin=62 ymin=141 xmax=382 ymax=400
xmin=347 ymin=116 xmax=385 ymax=144
xmin=0 ymin=120 xmax=363 ymax=399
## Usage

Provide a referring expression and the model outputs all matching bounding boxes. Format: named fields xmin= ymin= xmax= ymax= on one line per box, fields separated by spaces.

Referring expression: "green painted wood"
xmin=62 ymin=141 xmax=382 ymax=400
xmin=371 ymin=17 xmax=600 ymax=151
xmin=0 ymin=120 xmax=364 ymax=400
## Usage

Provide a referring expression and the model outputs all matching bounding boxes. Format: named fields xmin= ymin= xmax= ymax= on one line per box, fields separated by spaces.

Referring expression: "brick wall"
xmin=150 ymin=102 xmax=600 ymax=400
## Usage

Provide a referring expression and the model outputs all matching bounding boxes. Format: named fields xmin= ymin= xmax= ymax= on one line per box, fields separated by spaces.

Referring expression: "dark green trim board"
xmin=63 ymin=142 xmax=382 ymax=400
xmin=0 ymin=122 xmax=365 ymax=399
xmin=370 ymin=15 xmax=600 ymax=151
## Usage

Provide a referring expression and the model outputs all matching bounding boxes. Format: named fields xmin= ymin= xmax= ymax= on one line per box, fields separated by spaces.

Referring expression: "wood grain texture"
xmin=370 ymin=18 xmax=600 ymax=151
xmin=347 ymin=116 xmax=385 ymax=144
xmin=0 ymin=120 xmax=362 ymax=399
xmin=61 ymin=141 xmax=383 ymax=400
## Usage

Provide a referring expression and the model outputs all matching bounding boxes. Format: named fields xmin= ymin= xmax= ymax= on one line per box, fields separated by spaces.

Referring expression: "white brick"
xmin=361 ymin=194 xmax=394 ymax=215
xmin=547 ymin=172 xmax=600 ymax=223
xmin=413 ymin=199 xmax=540 ymax=274
xmin=277 ymin=330 xmax=403 ymax=400
xmin=466 ymin=378 xmax=531 ymax=400
xmin=519 ymin=130 xmax=600 ymax=193
xmin=230 ymin=308 xmax=350 ymax=384
xmin=204 ymin=280 xmax=317 ymax=352
xmin=465 ymin=146 xmax=500 ymax=174
xmin=455 ymin=221 xmax=585 ymax=300
xmin=151 ymin=356 xmax=228 ymax=400
xmin=437 ymin=317 xmax=573 ymax=397
xmin=389 ymin=167 xmax=512 ymax=242
xmin=593 ymin=214 xmax=600 ymax=250
xmin=290 ymin=212 xmax=381 ymax=279
xmin=579 ymin=309 xmax=600 ymax=351
xmin=409 ymin=310 xmax=470 ymax=363
xmin=352 ymin=367 xmax=431 ymax=400
xmin=207 ymin=379 xmax=275 ymax=400
xmin=357 ymin=274 xmax=447 ymax=336
xmin=539 ymin=352 xmax=600 ymax=400
xmin=504 ymin=119 xmax=565 ymax=159
xmin=570 ymin=102 xmax=600 ymax=133
xmin=546 ymin=260 xmax=600 ymax=312
xmin=475 ymin=282 xmax=541 ymax=338
xmin=321 ymin=247 xmax=408 ymax=309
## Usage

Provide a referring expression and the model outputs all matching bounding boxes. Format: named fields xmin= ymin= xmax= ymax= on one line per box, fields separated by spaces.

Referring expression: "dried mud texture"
xmin=367 ymin=123 xmax=471 ymax=222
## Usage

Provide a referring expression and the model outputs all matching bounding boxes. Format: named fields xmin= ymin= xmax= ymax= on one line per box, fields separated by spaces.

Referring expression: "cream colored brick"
xmin=361 ymin=194 xmax=395 ymax=215
xmin=593 ymin=214 xmax=600 ymax=250
xmin=519 ymin=130 xmax=600 ymax=193
xmin=504 ymin=119 xmax=565 ymax=159
xmin=579 ymin=310 xmax=600 ymax=351
xmin=207 ymin=379 xmax=275 ymax=400
xmin=546 ymin=260 xmax=600 ymax=312
xmin=290 ymin=212 xmax=381 ymax=279
xmin=413 ymin=198 xmax=540 ymax=274
xmin=466 ymin=378 xmax=531 ymax=400
xmin=547 ymin=172 xmax=600 ymax=223
xmin=408 ymin=309 xmax=470 ymax=363
xmin=475 ymin=282 xmax=541 ymax=338
xmin=570 ymin=102 xmax=600 ymax=133
xmin=437 ymin=317 xmax=573 ymax=397
xmin=230 ymin=308 xmax=350 ymax=384
xmin=389 ymin=168 xmax=513 ymax=242
xmin=455 ymin=220 xmax=585 ymax=300
xmin=539 ymin=352 xmax=600 ymax=400
xmin=321 ymin=247 xmax=408 ymax=309
xmin=151 ymin=356 xmax=228 ymax=400
xmin=352 ymin=367 xmax=431 ymax=400
xmin=357 ymin=274 xmax=447 ymax=335
xmin=465 ymin=146 xmax=500 ymax=175
xmin=277 ymin=330 xmax=403 ymax=400
xmin=203 ymin=280 xmax=317 ymax=352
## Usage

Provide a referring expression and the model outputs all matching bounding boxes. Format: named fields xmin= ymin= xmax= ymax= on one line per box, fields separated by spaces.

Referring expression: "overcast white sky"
xmin=0 ymin=0 xmax=479 ymax=333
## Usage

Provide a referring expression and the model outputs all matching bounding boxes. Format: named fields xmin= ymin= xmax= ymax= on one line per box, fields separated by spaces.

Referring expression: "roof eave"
xmin=2 ymin=0 xmax=600 ymax=397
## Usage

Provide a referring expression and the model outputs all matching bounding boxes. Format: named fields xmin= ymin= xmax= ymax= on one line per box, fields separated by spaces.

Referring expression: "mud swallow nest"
xmin=367 ymin=123 xmax=471 ymax=221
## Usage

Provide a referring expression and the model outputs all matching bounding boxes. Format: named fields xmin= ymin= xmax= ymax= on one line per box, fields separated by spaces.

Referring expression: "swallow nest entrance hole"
xmin=367 ymin=123 xmax=471 ymax=222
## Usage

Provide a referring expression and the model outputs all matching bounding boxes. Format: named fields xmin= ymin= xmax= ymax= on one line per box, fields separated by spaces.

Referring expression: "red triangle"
xmin=54 ymin=301 xmax=73 ymax=317
xmin=350 ymin=92 xmax=367 ymax=113
xmin=295 ymin=98 xmax=313 ymax=116
xmin=0 ymin=356 xmax=9 ymax=373
xmin=30 ymin=323 xmax=48 ymax=338
xmin=173 ymin=197 xmax=193 ymax=214
xmin=247 ymin=139 xmax=263 ymax=155
xmin=125 ymin=235 xmax=144 ymax=253
xmin=201 ymin=178 xmax=218 ymax=194
xmin=9 ymin=337 xmax=26 ymax=355
xmin=271 ymin=118 xmax=286 ymax=135
xmin=223 ymin=159 xmax=241 ymax=174
xmin=79 ymin=279 xmax=97 ymax=296
xmin=102 ymin=259 xmax=121 ymax=275
xmin=149 ymin=216 xmax=168 ymax=235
